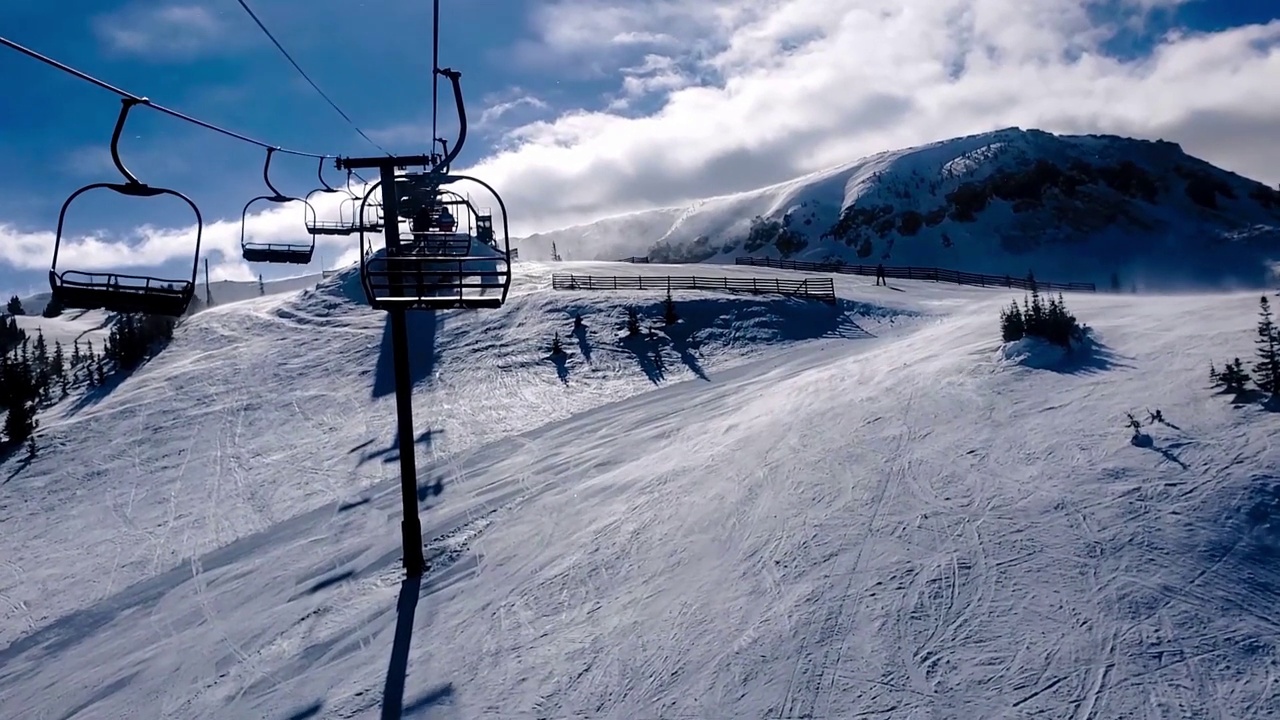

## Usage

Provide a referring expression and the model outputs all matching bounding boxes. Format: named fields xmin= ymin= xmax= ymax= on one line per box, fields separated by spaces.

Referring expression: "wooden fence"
xmin=734 ymin=256 xmax=1096 ymax=292
xmin=551 ymin=273 xmax=836 ymax=303
xmin=618 ymin=256 xmax=650 ymax=263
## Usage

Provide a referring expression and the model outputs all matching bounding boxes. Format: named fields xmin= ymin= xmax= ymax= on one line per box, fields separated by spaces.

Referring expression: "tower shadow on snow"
xmin=373 ymin=310 xmax=440 ymax=399
xmin=381 ymin=577 xmax=420 ymax=719
xmin=382 ymin=578 xmax=456 ymax=717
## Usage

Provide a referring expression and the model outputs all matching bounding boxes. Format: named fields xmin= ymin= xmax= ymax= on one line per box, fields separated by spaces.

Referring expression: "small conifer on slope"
xmin=999 ymin=285 xmax=1083 ymax=348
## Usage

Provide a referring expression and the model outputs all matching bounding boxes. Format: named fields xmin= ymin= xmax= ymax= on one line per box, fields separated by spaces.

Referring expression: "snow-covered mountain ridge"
xmin=516 ymin=127 xmax=1280 ymax=288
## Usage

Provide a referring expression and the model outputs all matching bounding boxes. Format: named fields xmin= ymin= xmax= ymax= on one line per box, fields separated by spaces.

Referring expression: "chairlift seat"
xmin=242 ymin=243 xmax=314 ymax=265
xmin=361 ymin=252 xmax=508 ymax=311
xmin=306 ymin=219 xmax=383 ymax=236
xmin=308 ymin=220 xmax=360 ymax=236
xmin=404 ymin=232 xmax=471 ymax=256
xmin=51 ymin=270 xmax=193 ymax=317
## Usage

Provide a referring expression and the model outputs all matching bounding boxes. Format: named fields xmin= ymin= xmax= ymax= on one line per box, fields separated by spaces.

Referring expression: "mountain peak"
xmin=518 ymin=128 xmax=1279 ymax=288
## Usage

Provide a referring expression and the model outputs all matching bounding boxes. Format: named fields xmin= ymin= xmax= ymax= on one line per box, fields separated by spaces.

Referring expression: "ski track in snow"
xmin=1 ymin=261 xmax=1280 ymax=718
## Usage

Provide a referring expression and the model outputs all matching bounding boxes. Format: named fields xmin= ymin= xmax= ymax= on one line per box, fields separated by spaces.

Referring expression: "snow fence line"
xmin=734 ymin=256 xmax=1097 ymax=293
xmin=549 ymin=272 xmax=838 ymax=303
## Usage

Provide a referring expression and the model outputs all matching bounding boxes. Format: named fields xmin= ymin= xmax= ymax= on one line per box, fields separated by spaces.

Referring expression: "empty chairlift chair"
xmin=357 ymin=173 xmax=512 ymax=310
xmin=240 ymin=147 xmax=317 ymax=264
xmin=305 ymin=160 xmax=383 ymax=236
xmin=49 ymin=98 xmax=200 ymax=317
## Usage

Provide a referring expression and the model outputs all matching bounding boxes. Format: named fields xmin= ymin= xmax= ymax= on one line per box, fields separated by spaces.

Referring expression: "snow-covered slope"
xmin=2 ymin=260 xmax=1280 ymax=718
xmin=516 ymin=128 xmax=1280 ymax=289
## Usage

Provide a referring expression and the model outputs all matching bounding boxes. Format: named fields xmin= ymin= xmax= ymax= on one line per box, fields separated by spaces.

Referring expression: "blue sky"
xmin=1 ymin=0 xmax=1278 ymax=297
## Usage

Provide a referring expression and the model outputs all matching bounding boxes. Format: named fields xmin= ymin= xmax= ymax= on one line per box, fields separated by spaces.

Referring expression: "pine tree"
xmin=999 ymin=299 xmax=1025 ymax=342
xmin=4 ymin=397 xmax=36 ymax=444
xmin=51 ymin=341 xmax=65 ymax=392
xmin=0 ymin=316 xmax=23 ymax=354
xmin=1216 ymin=357 xmax=1249 ymax=393
xmin=41 ymin=294 xmax=63 ymax=318
xmin=258 ymin=274 xmax=265 ymax=295
xmin=1004 ymin=290 xmax=1080 ymax=348
xmin=71 ymin=338 xmax=82 ymax=367
xmin=1253 ymin=295 xmax=1280 ymax=394
xmin=550 ymin=332 xmax=565 ymax=355
xmin=1209 ymin=360 xmax=1218 ymax=385
xmin=33 ymin=330 xmax=48 ymax=399
xmin=2 ymin=348 xmax=37 ymax=443
xmin=0 ymin=351 xmax=10 ymax=410
xmin=7 ymin=295 xmax=24 ymax=315
xmin=663 ymin=291 xmax=679 ymax=325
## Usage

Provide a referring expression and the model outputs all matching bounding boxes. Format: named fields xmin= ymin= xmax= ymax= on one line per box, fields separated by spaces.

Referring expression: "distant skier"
xmin=875 ymin=263 xmax=886 ymax=286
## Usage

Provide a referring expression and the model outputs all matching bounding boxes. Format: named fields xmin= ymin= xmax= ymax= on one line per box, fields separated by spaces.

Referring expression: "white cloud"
xmin=7 ymin=0 xmax=1279 ymax=285
xmin=93 ymin=4 xmax=233 ymax=60
xmin=479 ymin=94 xmax=551 ymax=127
xmin=607 ymin=54 xmax=699 ymax=111
xmin=459 ymin=0 xmax=1280 ymax=235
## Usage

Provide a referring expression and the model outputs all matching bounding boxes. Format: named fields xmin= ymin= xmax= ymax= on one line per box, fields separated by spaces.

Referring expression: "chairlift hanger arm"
xmin=336 ymin=71 xmax=466 ymax=173
xmin=434 ymin=67 xmax=466 ymax=170
xmin=315 ymin=156 xmax=338 ymax=192
xmin=107 ymin=97 xmax=168 ymax=197
xmin=262 ymin=147 xmax=289 ymax=200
